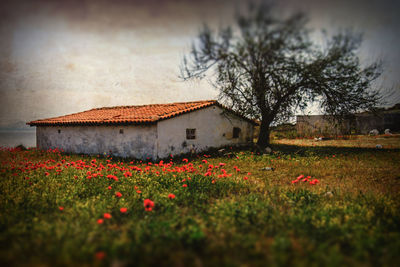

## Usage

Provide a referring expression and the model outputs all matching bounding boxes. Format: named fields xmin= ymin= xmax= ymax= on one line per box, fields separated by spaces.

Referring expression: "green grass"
xmin=0 ymin=137 xmax=399 ymax=266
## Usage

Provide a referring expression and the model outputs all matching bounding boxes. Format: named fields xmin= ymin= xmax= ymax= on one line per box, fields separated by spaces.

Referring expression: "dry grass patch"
xmin=273 ymin=134 xmax=400 ymax=149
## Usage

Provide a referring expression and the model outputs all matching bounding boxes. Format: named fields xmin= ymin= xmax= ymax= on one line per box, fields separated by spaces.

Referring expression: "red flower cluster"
xmin=0 ymin=146 xmax=242 ymax=225
xmin=292 ymin=175 xmax=304 ymax=184
xmin=291 ymin=175 xmax=320 ymax=185
xmin=107 ymin=174 xmax=118 ymax=181
xmin=123 ymin=171 xmax=132 ymax=177
xmin=143 ymin=199 xmax=154 ymax=211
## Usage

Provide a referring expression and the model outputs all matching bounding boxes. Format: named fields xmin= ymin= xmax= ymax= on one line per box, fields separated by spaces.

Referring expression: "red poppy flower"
xmin=107 ymin=174 xmax=118 ymax=181
xmin=120 ymin=207 xmax=127 ymax=213
xmin=124 ymin=171 xmax=132 ymax=177
xmin=143 ymin=199 xmax=154 ymax=211
xmin=97 ymin=219 xmax=104 ymax=224
xmin=45 ymin=172 xmax=50 ymax=176
xmin=182 ymin=184 xmax=187 ymax=188
xmin=95 ymin=251 xmax=106 ymax=260
xmin=136 ymin=190 xmax=142 ymax=194
xmin=115 ymin=192 xmax=122 ymax=198
xmin=168 ymin=193 xmax=175 ymax=199
xmin=243 ymin=176 xmax=248 ymax=180
xmin=58 ymin=206 xmax=64 ymax=211
xmin=103 ymin=213 xmax=112 ymax=219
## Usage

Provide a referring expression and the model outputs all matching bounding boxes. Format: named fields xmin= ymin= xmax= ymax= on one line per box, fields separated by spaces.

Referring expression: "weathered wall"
xmin=296 ymin=111 xmax=400 ymax=135
xmin=36 ymin=125 xmax=157 ymax=159
xmin=354 ymin=114 xmax=384 ymax=134
xmin=156 ymin=105 xmax=254 ymax=158
xmin=383 ymin=112 xmax=400 ymax=132
xmin=296 ymin=115 xmax=351 ymax=136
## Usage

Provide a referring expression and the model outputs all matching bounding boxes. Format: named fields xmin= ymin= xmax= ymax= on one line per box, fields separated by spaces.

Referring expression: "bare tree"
xmin=181 ymin=4 xmax=381 ymax=149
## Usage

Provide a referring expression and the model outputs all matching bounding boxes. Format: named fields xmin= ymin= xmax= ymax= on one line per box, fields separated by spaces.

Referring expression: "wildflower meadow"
xmin=0 ymin=135 xmax=399 ymax=266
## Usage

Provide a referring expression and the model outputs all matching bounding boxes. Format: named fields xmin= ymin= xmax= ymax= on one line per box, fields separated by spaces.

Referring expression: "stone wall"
xmin=296 ymin=111 xmax=400 ymax=136
xmin=296 ymin=115 xmax=350 ymax=136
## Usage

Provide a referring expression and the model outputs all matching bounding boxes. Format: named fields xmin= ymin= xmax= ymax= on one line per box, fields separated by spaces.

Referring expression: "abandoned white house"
xmin=27 ymin=100 xmax=256 ymax=159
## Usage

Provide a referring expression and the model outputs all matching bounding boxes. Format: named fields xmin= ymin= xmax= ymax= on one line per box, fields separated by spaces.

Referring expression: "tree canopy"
xmin=181 ymin=4 xmax=381 ymax=148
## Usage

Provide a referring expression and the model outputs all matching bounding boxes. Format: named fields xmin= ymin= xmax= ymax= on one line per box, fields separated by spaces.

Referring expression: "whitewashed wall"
xmin=156 ymin=105 xmax=254 ymax=158
xmin=36 ymin=105 xmax=254 ymax=159
xmin=36 ymin=125 xmax=157 ymax=159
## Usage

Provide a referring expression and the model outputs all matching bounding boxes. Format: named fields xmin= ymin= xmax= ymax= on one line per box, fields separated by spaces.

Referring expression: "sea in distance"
xmin=0 ymin=130 xmax=36 ymax=148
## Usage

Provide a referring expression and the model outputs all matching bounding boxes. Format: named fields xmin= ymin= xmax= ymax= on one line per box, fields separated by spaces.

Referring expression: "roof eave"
xmin=27 ymin=121 xmax=158 ymax=127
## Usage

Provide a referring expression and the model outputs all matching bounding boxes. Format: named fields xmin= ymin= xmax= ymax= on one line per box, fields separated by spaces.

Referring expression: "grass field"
xmin=1 ymin=136 xmax=399 ymax=266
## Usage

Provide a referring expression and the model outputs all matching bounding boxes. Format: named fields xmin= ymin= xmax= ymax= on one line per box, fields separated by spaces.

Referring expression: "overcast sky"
xmin=0 ymin=0 xmax=399 ymax=130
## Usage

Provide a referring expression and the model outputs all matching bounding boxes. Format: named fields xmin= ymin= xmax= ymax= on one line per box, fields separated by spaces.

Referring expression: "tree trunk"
xmin=256 ymin=118 xmax=271 ymax=149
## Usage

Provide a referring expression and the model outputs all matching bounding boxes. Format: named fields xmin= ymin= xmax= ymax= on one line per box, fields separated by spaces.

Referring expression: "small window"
xmin=186 ymin=129 xmax=196 ymax=140
xmin=119 ymin=129 xmax=124 ymax=134
xmin=58 ymin=129 xmax=61 ymax=134
xmin=233 ymin=127 xmax=241 ymax=138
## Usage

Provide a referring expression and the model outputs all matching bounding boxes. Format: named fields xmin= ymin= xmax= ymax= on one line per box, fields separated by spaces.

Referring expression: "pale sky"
xmin=0 ymin=0 xmax=399 ymax=130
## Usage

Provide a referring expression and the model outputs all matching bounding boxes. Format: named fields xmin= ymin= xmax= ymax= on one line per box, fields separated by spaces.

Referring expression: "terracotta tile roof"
xmin=27 ymin=100 xmax=257 ymax=126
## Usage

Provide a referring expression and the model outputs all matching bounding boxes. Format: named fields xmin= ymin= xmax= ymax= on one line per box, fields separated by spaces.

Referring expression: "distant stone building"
xmin=296 ymin=104 xmax=400 ymax=136
xmin=27 ymin=100 xmax=256 ymax=159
